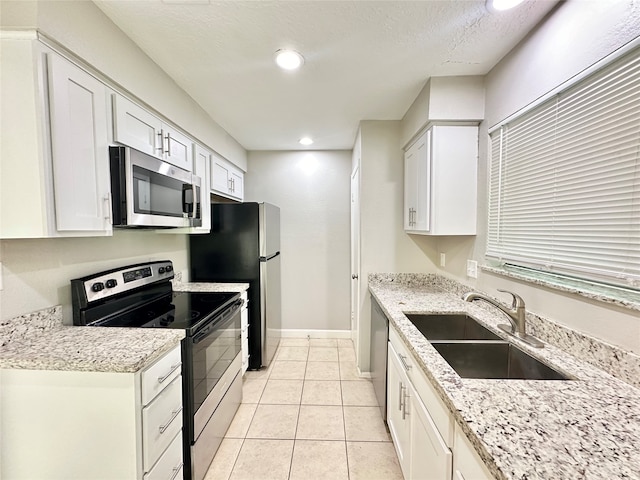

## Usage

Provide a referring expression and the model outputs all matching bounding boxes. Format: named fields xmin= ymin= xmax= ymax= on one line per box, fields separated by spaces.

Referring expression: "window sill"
xmin=481 ymin=265 xmax=640 ymax=313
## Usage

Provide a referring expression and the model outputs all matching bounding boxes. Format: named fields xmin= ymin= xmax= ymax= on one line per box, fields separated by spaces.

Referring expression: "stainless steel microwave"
xmin=109 ymin=146 xmax=202 ymax=228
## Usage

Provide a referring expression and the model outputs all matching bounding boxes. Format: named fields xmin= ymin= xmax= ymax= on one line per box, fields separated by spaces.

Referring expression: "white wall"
xmin=0 ymin=231 xmax=188 ymax=323
xmin=0 ymin=0 xmax=247 ymax=169
xmin=357 ymin=120 xmax=439 ymax=370
xmin=435 ymin=0 xmax=640 ymax=354
xmin=244 ymin=150 xmax=352 ymax=333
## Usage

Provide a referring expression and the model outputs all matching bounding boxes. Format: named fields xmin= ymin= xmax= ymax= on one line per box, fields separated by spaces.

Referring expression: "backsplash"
xmin=368 ymin=273 xmax=640 ymax=389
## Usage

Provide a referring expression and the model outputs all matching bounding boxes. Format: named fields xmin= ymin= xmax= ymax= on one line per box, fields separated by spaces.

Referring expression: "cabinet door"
xmin=112 ymin=93 xmax=162 ymax=156
xmin=413 ymin=131 xmax=430 ymax=232
xmin=453 ymin=425 xmax=493 ymax=480
xmin=194 ymin=144 xmax=211 ymax=232
xmin=47 ymin=53 xmax=112 ymax=233
xmin=387 ymin=342 xmax=411 ymax=477
xmin=229 ymin=169 xmax=244 ymax=200
xmin=404 ymin=143 xmax=417 ymax=230
xmin=409 ymin=383 xmax=452 ymax=480
xmin=163 ymin=124 xmax=193 ymax=171
xmin=404 ymin=131 xmax=430 ymax=232
xmin=211 ymin=154 xmax=231 ymax=195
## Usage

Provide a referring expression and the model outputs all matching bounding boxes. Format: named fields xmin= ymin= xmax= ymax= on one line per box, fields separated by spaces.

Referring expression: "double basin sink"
xmin=405 ymin=313 xmax=571 ymax=380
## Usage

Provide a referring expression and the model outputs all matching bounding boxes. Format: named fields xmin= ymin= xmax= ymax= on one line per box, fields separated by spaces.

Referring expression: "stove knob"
xmin=91 ymin=282 xmax=105 ymax=292
xmin=165 ymin=265 xmax=173 ymax=272
xmin=105 ymin=279 xmax=118 ymax=289
xmin=158 ymin=267 xmax=166 ymax=274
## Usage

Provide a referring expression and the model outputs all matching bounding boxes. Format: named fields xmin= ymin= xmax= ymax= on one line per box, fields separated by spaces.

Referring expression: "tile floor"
xmin=204 ymin=338 xmax=403 ymax=480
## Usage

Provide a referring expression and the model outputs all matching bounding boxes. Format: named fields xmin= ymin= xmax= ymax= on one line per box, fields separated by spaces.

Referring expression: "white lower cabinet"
xmin=388 ymin=339 xmax=452 ymax=480
xmin=452 ymin=425 xmax=493 ymax=480
xmin=0 ymin=345 xmax=183 ymax=479
xmin=388 ymin=327 xmax=491 ymax=480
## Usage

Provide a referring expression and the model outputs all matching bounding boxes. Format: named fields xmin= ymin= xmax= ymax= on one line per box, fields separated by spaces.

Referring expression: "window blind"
xmin=487 ymin=45 xmax=640 ymax=289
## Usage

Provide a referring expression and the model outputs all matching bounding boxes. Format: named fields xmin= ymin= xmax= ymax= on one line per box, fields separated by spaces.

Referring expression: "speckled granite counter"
xmin=0 ymin=306 xmax=184 ymax=373
xmin=172 ymin=278 xmax=249 ymax=293
xmin=369 ymin=274 xmax=640 ymax=480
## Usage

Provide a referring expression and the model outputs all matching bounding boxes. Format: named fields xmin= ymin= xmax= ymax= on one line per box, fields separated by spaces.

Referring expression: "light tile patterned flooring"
xmin=204 ymin=338 xmax=403 ymax=480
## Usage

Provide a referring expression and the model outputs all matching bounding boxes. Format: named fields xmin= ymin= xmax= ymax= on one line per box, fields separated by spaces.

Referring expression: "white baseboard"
xmin=280 ymin=329 xmax=352 ymax=339
xmin=357 ymin=367 xmax=372 ymax=378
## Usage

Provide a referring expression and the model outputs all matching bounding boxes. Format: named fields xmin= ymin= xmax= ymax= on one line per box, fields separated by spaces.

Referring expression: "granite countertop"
xmin=368 ymin=275 xmax=640 ymax=480
xmin=172 ymin=279 xmax=250 ymax=293
xmin=0 ymin=306 xmax=184 ymax=374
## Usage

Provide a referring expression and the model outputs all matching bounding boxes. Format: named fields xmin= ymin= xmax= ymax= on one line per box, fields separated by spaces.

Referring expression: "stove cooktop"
xmin=95 ymin=291 xmax=239 ymax=334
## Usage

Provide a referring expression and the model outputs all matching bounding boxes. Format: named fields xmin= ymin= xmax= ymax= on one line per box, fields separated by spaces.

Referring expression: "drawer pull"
xmin=398 ymin=381 xmax=404 ymax=411
xmin=398 ymin=354 xmax=412 ymax=371
xmin=157 ymin=363 xmax=181 ymax=384
xmin=169 ymin=462 xmax=184 ymax=480
xmin=159 ymin=407 xmax=183 ymax=434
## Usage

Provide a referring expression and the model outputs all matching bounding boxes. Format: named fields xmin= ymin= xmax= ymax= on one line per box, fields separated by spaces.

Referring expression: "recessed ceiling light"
xmin=487 ymin=0 xmax=525 ymax=11
xmin=299 ymin=137 xmax=314 ymax=146
xmin=275 ymin=49 xmax=305 ymax=70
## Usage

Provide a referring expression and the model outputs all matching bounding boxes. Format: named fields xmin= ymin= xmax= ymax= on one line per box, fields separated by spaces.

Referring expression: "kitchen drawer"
xmin=142 ymin=375 xmax=183 ymax=471
xmin=389 ymin=326 xmax=454 ymax=447
xmin=141 ymin=345 xmax=182 ymax=405
xmin=143 ymin=430 xmax=184 ymax=480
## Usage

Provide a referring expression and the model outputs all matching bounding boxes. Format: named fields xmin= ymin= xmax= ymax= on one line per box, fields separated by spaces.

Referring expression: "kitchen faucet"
xmin=462 ymin=290 xmax=544 ymax=348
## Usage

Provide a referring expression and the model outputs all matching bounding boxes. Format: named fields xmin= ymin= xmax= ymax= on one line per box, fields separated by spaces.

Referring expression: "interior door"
xmin=350 ymin=166 xmax=360 ymax=349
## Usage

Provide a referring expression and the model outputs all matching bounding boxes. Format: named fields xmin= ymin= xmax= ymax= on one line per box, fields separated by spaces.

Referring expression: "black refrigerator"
xmin=189 ymin=202 xmax=281 ymax=369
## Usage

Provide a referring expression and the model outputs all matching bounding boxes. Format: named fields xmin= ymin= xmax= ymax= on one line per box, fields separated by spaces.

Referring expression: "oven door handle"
xmin=192 ymin=298 xmax=244 ymax=344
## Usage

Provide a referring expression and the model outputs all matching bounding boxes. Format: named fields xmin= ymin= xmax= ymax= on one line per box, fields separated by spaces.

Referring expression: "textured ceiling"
xmin=93 ymin=0 xmax=558 ymax=151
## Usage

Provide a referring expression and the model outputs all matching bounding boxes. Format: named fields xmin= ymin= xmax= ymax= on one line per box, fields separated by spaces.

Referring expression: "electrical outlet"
xmin=439 ymin=253 xmax=446 ymax=267
xmin=466 ymin=260 xmax=478 ymax=279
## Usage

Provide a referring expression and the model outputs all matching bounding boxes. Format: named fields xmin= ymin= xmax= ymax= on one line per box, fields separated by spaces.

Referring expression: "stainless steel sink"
xmin=405 ymin=313 xmax=502 ymax=341
xmin=431 ymin=342 xmax=572 ymax=380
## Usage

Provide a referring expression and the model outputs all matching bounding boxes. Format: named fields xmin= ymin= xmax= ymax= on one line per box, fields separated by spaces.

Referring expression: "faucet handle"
xmin=497 ymin=289 xmax=525 ymax=308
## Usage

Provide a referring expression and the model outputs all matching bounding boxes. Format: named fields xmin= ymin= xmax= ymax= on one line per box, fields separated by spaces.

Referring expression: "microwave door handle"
xmin=182 ymin=184 xmax=194 ymax=217
xmin=191 ymin=179 xmax=199 ymax=219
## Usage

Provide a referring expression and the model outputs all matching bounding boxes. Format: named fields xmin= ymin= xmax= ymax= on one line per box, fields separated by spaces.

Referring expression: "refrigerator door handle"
xmin=260 ymin=251 xmax=281 ymax=262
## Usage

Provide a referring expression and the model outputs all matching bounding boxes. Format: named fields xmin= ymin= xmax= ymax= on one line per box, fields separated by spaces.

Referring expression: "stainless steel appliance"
xmin=110 ymin=146 xmax=202 ymax=228
xmin=71 ymin=261 xmax=241 ymax=480
xmin=371 ymin=297 xmax=389 ymax=421
xmin=189 ymin=202 xmax=281 ymax=369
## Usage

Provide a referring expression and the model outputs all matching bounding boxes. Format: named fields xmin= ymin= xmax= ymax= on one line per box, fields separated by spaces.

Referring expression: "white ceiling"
xmin=93 ymin=0 xmax=558 ymax=151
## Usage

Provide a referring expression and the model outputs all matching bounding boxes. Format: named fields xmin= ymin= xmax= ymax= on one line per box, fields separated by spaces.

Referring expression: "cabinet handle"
xmin=156 ymin=131 xmax=164 ymax=152
xmin=402 ymin=390 xmax=410 ymax=420
xmin=159 ymin=406 xmax=183 ymax=434
xmin=169 ymin=463 xmax=184 ymax=480
xmin=157 ymin=363 xmax=181 ymax=384
xmin=103 ymin=193 xmax=113 ymax=222
xmin=398 ymin=354 xmax=412 ymax=372
xmin=398 ymin=381 xmax=404 ymax=411
xmin=164 ymin=132 xmax=171 ymax=156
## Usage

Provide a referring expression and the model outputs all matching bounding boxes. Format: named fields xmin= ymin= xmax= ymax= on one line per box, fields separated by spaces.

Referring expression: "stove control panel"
xmin=71 ymin=260 xmax=175 ymax=308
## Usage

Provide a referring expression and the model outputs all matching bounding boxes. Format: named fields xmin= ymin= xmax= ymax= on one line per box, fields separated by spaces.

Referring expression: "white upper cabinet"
xmin=211 ymin=152 xmax=244 ymax=201
xmin=112 ymin=93 xmax=193 ymax=171
xmin=47 ymin=52 xmax=112 ymax=233
xmin=404 ymin=125 xmax=478 ymax=236
xmin=0 ymin=36 xmax=112 ymax=238
xmin=112 ymin=93 xmax=161 ymax=156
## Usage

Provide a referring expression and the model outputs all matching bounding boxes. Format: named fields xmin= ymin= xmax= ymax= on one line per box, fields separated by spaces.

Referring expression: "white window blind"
xmin=487 ymin=45 xmax=640 ymax=289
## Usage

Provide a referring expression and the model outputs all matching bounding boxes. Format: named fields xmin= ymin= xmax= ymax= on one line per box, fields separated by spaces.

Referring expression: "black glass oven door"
xmin=186 ymin=302 xmax=242 ymax=437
